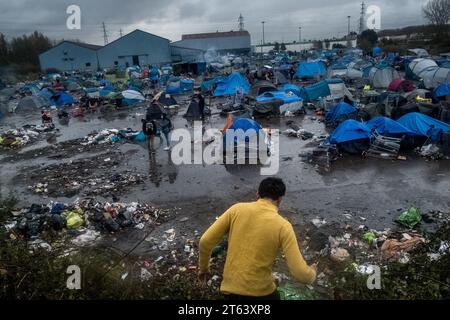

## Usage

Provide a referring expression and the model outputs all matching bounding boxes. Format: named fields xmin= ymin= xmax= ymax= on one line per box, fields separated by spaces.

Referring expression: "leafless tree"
xmin=423 ymin=0 xmax=450 ymax=34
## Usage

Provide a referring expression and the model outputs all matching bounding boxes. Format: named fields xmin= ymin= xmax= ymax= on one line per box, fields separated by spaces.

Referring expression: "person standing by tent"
xmin=160 ymin=113 xmax=173 ymax=151
xmin=198 ymin=178 xmax=317 ymax=300
xmin=41 ymin=110 xmax=53 ymax=125
xmin=196 ymin=91 xmax=206 ymax=122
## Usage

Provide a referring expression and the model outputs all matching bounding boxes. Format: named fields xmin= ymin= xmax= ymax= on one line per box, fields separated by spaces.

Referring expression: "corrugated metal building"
xmin=39 ymin=41 xmax=101 ymax=72
xmin=171 ymin=31 xmax=251 ymax=54
xmin=97 ymin=29 xmax=172 ymax=69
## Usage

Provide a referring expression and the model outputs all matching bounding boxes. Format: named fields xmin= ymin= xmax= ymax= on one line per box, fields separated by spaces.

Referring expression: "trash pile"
xmin=0 ymin=124 xmax=55 ymax=149
xmin=26 ymin=153 xmax=144 ymax=198
xmin=81 ymin=128 xmax=145 ymax=146
xmin=6 ymin=198 xmax=173 ymax=241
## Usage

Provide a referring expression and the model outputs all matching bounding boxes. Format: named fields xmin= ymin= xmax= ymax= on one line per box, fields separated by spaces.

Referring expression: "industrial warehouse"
xmin=39 ymin=29 xmax=252 ymax=72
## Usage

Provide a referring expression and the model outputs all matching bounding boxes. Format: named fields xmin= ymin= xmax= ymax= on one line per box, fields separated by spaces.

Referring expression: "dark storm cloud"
xmin=0 ymin=0 xmax=427 ymax=44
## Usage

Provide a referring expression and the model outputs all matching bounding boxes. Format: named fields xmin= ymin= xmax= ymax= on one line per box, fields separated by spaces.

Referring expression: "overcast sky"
xmin=0 ymin=0 xmax=429 ymax=45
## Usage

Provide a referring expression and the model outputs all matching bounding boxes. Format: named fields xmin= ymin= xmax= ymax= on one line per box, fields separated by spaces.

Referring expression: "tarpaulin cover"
xmin=366 ymin=116 xmax=416 ymax=136
xmin=213 ymin=72 xmax=250 ymax=97
xmin=329 ymin=120 xmax=371 ymax=144
xmin=224 ymin=118 xmax=263 ymax=144
xmin=51 ymin=91 xmax=74 ymax=107
xmin=434 ymin=82 xmax=450 ymax=97
xmin=302 ymin=80 xmax=331 ymax=102
xmin=397 ymin=112 xmax=450 ymax=141
xmin=257 ymin=91 xmax=303 ymax=104
xmin=296 ymin=61 xmax=327 ymax=78
xmin=283 ymin=84 xmax=302 ymax=97
xmin=121 ymin=90 xmax=145 ymax=101
xmin=325 ymin=102 xmax=358 ymax=124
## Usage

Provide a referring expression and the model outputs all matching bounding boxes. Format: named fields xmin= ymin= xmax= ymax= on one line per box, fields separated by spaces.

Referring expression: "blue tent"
xmin=372 ymin=47 xmax=383 ymax=56
xmin=37 ymin=88 xmax=53 ymax=101
xmin=302 ymin=80 xmax=331 ymax=102
xmin=213 ymin=72 xmax=250 ymax=97
xmin=325 ymin=102 xmax=358 ymax=126
xmin=51 ymin=91 xmax=74 ymax=107
xmin=224 ymin=118 xmax=263 ymax=144
xmin=329 ymin=120 xmax=371 ymax=144
xmin=433 ymin=83 xmax=450 ymax=98
xmin=397 ymin=112 xmax=450 ymax=141
xmin=257 ymin=91 xmax=302 ymax=103
xmin=100 ymin=86 xmax=115 ymax=97
xmin=283 ymin=84 xmax=302 ymax=97
xmin=366 ymin=116 xmax=416 ymax=137
xmin=296 ymin=61 xmax=327 ymax=79
xmin=180 ymin=79 xmax=194 ymax=93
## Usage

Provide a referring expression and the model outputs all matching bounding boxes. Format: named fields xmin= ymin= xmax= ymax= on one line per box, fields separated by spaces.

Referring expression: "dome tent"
xmin=368 ymin=64 xmax=401 ymax=89
xmin=296 ymin=61 xmax=327 ymax=79
xmin=325 ymin=102 xmax=358 ymax=126
xmin=328 ymin=120 xmax=371 ymax=154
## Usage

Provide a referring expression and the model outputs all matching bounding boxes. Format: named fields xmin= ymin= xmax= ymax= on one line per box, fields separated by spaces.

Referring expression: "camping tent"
xmin=433 ymin=83 xmax=450 ymax=99
xmin=223 ymin=118 xmax=264 ymax=145
xmin=388 ymin=79 xmax=414 ymax=93
xmin=397 ymin=112 xmax=450 ymax=141
xmin=407 ymin=58 xmax=438 ymax=80
xmin=213 ymin=72 xmax=250 ymax=97
xmin=302 ymin=80 xmax=331 ymax=102
xmin=15 ymin=96 xmax=48 ymax=112
xmin=328 ymin=120 xmax=371 ymax=154
xmin=408 ymin=49 xmax=429 ymax=58
xmin=372 ymin=47 xmax=383 ymax=56
xmin=420 ymin=68 xmax=450 ymax=89
xmin=50 ymin=91 xmax=74 ymax=107
xmin=327 ymin=62 xmax=348 ymax=78
xmin=283 ymin=84 xmax=302 ymax=97
xmin=296 ymin=61 xmax=327 ymax=79
xmin=325 ymin=102 xmax=358 ymax=126
xmin=368 ymin=65 xmax=401 ymax=88
xmin=122 ymin=90 xmax=145 ymax=101
xmin=327 ymin=79 xmax=353 ymax=100
xmin=256 ymin=91 xmax=304 ymax=115
xmin=366 ymin=116 xmax=416 ymax=137
xmin=249 ymin=81 xmax=277 ymax=99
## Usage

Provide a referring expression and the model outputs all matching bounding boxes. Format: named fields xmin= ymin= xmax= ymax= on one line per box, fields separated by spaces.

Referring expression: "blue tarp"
xmin=397 ymin=112 xmax=450 ymax=141
xmin=296 ymin=61 xmax=327 ymax=79
xmin=325 ymin=102 xmax=358 ymax=125
xmin=257 ymin=91 xmax=303 ymax=104
xmin=213 ymin=72 xmax=250 ymax=97
xmin=366 ymin=116 xmax=416 ymax=136
xmin=372 ymin=47 xmax=383 ymax=56
xmin=302 ymin=80 xmax=331 ymax=102
xmin=434 ymin=82 xmax=450 ymax=98
xmin=37 ymin=88 xmax=53 ymax=101
xmin=283 ymin=84 xmax=302 ymax=97
xmin=224 ymin=118 xmax=263 ymax=144
xmin=100 ymin=86 xmax=115 ymax=97
xmin=51 ymin=91 xmax=74 ymax=107
xmin=329 ymin=120 xmax=371 ymax=144
xmin=180 ymin=79 xmax=194 ymax=93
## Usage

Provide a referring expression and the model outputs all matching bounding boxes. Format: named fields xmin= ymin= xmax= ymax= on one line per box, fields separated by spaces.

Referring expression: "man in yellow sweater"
xmin=198 ymin=178 xmax=317 ymax=300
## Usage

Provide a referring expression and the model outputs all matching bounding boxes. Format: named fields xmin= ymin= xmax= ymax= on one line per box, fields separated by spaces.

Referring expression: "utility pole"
xmin=119 ymin=29 xmax=123 ymax=38
xmin=347 ymin=16 xmax=351 ymax=37
xmin=359 ymin=2 xmax=366 ymax=34
xmin=299 ymin=26 xmax=302 ymax=52
xmin=238 ymin=14 xmax=244 ymax=31
xmin=102 ymin=22 xmax=109 ymax=45
xmin=261 ymin=21 xmax=265 ymax=58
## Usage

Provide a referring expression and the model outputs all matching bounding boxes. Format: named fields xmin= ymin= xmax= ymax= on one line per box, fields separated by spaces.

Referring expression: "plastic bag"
xmin=397 ymin=207 xmax=422 ymax=228
xmin=65 ymin=209 xmax=84 ymax=229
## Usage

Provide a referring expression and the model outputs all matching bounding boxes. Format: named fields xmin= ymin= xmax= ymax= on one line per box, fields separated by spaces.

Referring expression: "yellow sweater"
xmin=199 ymin=199 xmax=316 ymax=297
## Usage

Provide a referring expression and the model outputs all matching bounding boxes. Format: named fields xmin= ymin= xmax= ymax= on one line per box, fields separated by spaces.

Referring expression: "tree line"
xmin=0 ymin=31 xmax=53 ymax=72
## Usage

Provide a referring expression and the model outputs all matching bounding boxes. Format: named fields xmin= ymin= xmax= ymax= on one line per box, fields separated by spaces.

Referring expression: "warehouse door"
xmin=132 ymin=55 xmax=140 ymax=66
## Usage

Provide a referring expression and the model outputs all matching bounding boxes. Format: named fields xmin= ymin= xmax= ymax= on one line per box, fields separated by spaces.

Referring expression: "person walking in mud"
xmin=142 ymin=117 xmax=158 ymax=151
xmin=160 ymin=113 xmax=173 ymax=151
xmin=198 ymin=178 xmax=317 ymax=300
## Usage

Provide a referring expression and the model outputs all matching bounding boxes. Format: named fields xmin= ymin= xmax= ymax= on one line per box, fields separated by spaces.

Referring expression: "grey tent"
xmin=15 ymin=96 xmax=47 ymax=113
xmin=248 ymin=81 xmax=277 ymax=99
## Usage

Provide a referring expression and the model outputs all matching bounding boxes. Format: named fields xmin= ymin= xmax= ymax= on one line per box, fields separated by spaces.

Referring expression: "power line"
xmin=102 ymin=22 xmax=109 ymax=45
